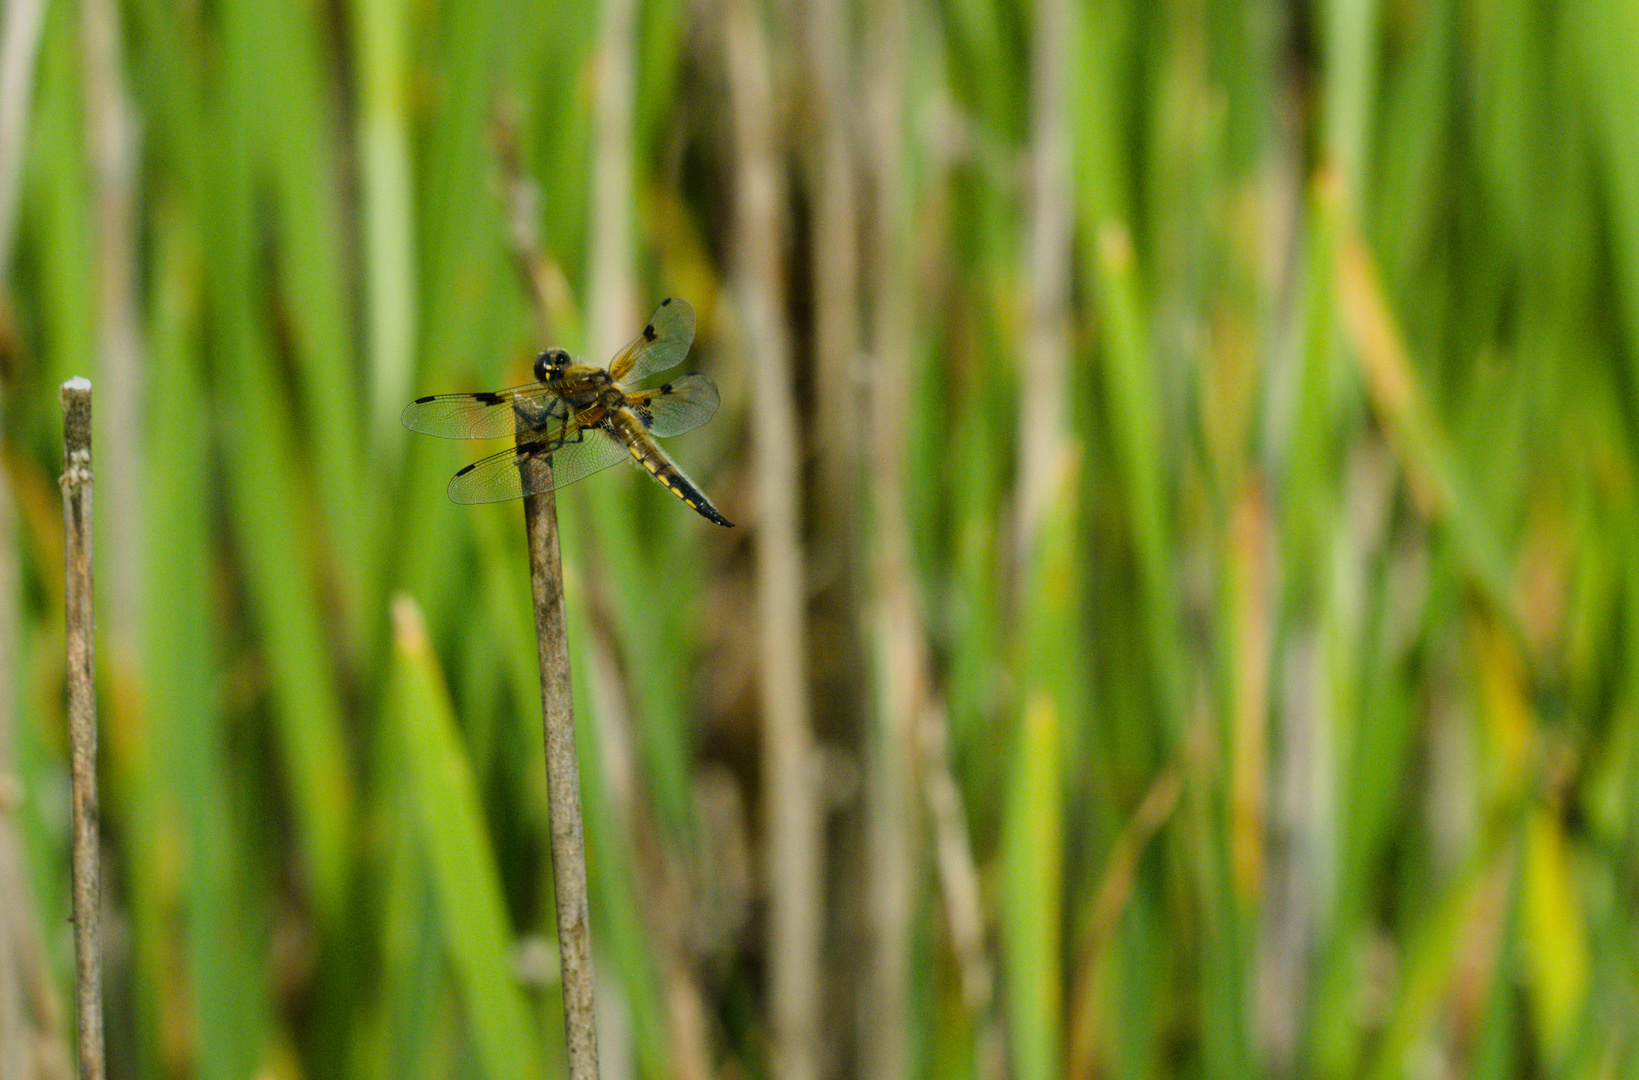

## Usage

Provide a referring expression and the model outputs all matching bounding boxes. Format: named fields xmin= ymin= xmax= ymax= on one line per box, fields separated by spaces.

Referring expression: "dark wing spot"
xmin=474 ymin=391 xmax=503 ymax=404
xmin=454 ymin=463 xmax=476 ymax=477
xmin=661 ymin=297 xmax=672 ymax=306
xmin=413 ymin=395 xmax=436 ymax=404
xmin=643 ymin=324 xmax=657 ymax=341
xmin=517 ymin=441 xmax=545 ymax=455
xmin=660 ymin=383 xmax=673 ymax=394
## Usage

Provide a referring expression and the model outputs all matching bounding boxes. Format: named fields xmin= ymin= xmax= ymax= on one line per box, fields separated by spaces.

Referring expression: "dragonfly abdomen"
xmin=614 ymin=411 xmax=734 ymax=527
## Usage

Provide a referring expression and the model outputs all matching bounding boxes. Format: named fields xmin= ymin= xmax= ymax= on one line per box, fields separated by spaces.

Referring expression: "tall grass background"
xmin=0 ymin=0 xmax=1635 ymax=1076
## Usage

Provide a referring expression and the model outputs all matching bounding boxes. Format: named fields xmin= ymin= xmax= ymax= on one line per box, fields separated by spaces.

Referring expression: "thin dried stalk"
xmin=59 ymin=379 xmax=103 ymax=1080
xmin=581 ymin=615 xmax=713 ymax=1080
xmin=861 ymin=0 xmax=918 ymax=1074
xmin=493 ymin=107 xmax=573 ymax=343
xmin=0 ymin=0 xmax=47 ymax=276
xmin=0 ymin=821 xmax=73 ymax=1080
xmin=520 ymin=453 xmax=600 ymax=1080
xmin=1 ymin=440 xmax=71 ymax=1080
xmin=794 ymin=0 xmax=861 ymax=513
xmin=917 ymin=699 xmax=994 ymax=1027
xmin=80 ymin=0 xmax=143 ymax=650
xmin=586 ymin=0 xmax=636 ymax=361
xmin=1066 ymin=715 xmax=1203 ymax=1080
xmin=724 ymin=2 xmax=822 ymax=1077
xmin=1016 ymin=0 xmax=1073 ymax=553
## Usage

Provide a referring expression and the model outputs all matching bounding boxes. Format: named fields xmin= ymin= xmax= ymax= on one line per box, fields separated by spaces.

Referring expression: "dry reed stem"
xmin=794 ymin=0 xmax=861 ymax=513
xmin=861 ymin=0 xmax=920 ymax=1074
xmin=917 ymin=699 xmax=994 ymax=1023
xmin=724 ymin=2 xmax=822 ymax=1076
xmin=81 ymin=0 xmax=144 ymax=651
xmin=581 ymin=614 xmax=712 ymax=1080
xmin=1066 ymin=716 xmax=1204 ymax=1080
xmin=0 ymin=0 xmax=47 ymax=277
xmin=493 ymin=107 xmax=573 ymax=343
xmin=1228 ymin=478 xmax=1272 ymax=902
xmin=0 ymin=441 xmax=71 ymax=1077
xmin=0 ymin=821 xmax=73 ymax=1080
xmin=519 ymin=453 xmax=600 ymax=1080
xmin=586 ymin=0 xmax=636 ymax=362
xmin=1016 ymin=0 xmax=1074 ymax=555
xmin=59 ymin=379 xmax=103 ymax=1080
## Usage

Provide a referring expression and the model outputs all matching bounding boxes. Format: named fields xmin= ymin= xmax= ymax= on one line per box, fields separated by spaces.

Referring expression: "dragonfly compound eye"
xmin=534 ymin=349 xmax=571 ymax=383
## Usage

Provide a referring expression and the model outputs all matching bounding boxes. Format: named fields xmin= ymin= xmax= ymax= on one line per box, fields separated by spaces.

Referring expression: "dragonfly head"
xmin=534 ymin=348 xmax=572 ymax=383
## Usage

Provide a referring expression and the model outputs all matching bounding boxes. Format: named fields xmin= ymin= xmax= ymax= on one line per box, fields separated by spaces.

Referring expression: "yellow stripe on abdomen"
xmin=629 ymin=442 xmax=697 ymax=506
xmin=628 ymin=442 xmax=662 ymax=474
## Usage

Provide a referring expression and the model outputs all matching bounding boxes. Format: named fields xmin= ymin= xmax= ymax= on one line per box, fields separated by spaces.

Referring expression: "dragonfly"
xmin=402 ymin=297 xmax=733 ymax=526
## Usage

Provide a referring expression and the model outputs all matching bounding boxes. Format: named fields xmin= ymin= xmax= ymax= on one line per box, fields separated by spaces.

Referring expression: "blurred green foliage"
xmin=1 ymin=0 xmax=1637 ymax=1076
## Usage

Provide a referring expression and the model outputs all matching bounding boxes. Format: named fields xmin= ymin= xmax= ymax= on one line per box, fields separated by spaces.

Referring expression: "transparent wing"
xmin=630 ymin=372 xmax=721 ymax=438
xmin=446 ymin=422 xmax=632 ymax=504
xmin=402 ymin=384 xmax=568 ymax=440
xmin=607 ymin=298 xmax=696 ymax=384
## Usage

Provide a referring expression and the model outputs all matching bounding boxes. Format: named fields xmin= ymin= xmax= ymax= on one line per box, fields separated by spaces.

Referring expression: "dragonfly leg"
xmin=511 ymin=396 xmax=566 ymax=430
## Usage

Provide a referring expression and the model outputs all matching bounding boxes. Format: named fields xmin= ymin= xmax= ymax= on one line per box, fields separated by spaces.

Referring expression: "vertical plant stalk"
xmin=0 ymin=0 xmax=47 ymax=276
xmin=2 ymin=397 xmax=69 ymax=1080
xmin=0 ymin=822 xmax=72 ymax=1080
xmin=860 ymin=0 xmax=940 ymax=1073
xmin=1004 ymin=6 xmax=1074 ymax=1080
xmin=516 ymin=441 xmax=599 ymax=1080
xmin=60 ymin=378 xmax=104 ymax=1080
xmin=1016 ymin=0 xmax=1073 ymax=553
xmin=724 ymin=2 xmax=822 ymax=1077
xmin=1067 ymin=723 xmax=1197 ymax=1080
xmin=579 ymin=615 xmax=714 ymax=1080
xmin=81 ymin=0 xmax=144 ymax=649
xmin=352 ymin=0 xmax=416 ymax=445
xmin=795 ymin=0 xmax=861 ymax=512
xmin=586 ymin=0 xmax=635 ymax=362
xmin=492 ymin=108 xmax=573 ymax=343
xmin=918 ymin=699 xmax=995 ymax=1035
